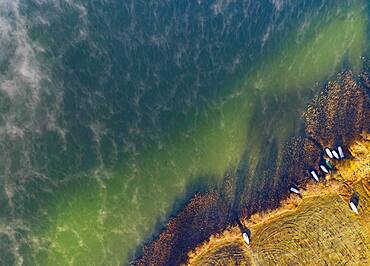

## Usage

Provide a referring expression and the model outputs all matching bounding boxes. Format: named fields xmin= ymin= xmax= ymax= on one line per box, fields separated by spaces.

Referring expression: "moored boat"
xmin=332 ymin=150 xmax=340 ymax=159
xmin=325 ymin=148 xmax=333 ymax=158
xmin=338 ymin=146 xmax=345 ymax=158
xmin=310 ymin=170 xmax=319 ymax=182
xmin=320 ymin=164 xmax=329 ymax=174
xmin=242 ymin=232 xmax=250 ymax=245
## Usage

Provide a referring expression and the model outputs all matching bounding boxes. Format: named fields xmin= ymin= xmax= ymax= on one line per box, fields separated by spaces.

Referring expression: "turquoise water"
xmin=0 ymin=0 xmax=368 ymax=265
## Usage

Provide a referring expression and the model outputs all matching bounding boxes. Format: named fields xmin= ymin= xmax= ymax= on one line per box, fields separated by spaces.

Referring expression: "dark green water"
xmin=0 ymin=0 xmax=368 ymax=265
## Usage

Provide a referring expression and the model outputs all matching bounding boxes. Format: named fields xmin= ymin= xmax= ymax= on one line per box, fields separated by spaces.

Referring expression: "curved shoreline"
xmin=133 ymin=68 xmax=370 ymax=265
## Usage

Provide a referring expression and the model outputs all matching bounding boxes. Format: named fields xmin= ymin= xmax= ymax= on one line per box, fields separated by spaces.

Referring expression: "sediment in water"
xmin=133 ymin=67 xmax=370 ymax=266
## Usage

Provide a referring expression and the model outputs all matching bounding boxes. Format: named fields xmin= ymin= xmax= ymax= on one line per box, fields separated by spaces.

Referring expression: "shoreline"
xmin=187 ymin=134 xmax=370 ymax=265
xmin=133 ymin=68 xmax=370 ymax=265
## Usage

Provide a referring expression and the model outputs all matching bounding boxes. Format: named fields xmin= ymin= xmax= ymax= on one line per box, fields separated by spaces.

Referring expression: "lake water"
xmin=0 ymin=0 xmax=368 ymax=265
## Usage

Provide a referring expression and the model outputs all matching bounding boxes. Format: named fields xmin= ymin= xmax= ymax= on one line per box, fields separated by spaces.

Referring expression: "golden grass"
xmin=186 ymin=133 xmax=370 ymax=266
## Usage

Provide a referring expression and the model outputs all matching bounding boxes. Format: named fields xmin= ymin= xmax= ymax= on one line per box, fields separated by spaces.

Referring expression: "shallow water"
xmin=0 ymin=0 xmax=368 ymax=265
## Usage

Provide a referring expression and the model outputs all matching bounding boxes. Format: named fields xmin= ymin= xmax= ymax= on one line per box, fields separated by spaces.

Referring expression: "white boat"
xmin=325 ymin=148 xmax=333 ymax=159
xmin=332 ymin=150 xmax=340 ymax=159
xmin=289 ymin=187 xmax=300 ymax=194
xmin=349 ymin=201 xmax=359 ymax=215
xmin=320 ymin=165 xmax=329 ymax=174
xmin=338 ymin=146 xmax=345 ymax=159
xmin=310 ymin=170 xmax=319 ymax=181
xmin=242 ymin=232 xmax=250 ymax=245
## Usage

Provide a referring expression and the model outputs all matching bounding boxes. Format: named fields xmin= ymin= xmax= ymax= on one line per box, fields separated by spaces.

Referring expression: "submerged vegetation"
xmin=1 ymin=1 xmax=368 ymax=265
xmin=135 ymin=67 xmax=370 ymax=265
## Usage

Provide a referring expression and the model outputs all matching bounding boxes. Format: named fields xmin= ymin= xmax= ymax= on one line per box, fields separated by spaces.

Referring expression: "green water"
xmin=0 ymin=1 xmax=368 ymax=265
xmin=31 ymin=5 xmax=367 ymax=266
